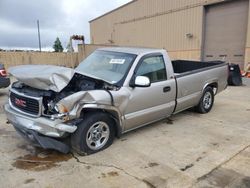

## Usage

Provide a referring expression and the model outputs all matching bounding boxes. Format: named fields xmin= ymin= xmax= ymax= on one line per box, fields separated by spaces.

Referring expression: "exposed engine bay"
xmin=11 ymin=73 xmax=119 ymax=116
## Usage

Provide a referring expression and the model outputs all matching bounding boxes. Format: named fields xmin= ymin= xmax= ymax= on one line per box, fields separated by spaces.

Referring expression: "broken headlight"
xmin=49 ymin=103 xmax=70 ymax=121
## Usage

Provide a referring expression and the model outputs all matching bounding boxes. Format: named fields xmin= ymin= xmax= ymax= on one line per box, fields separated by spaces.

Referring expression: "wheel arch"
xmin=196 ymin=84 xmax=215 ymax=114
xmin=80 ymin=106 xmax=123 ymax=138
xmin=203 ymin=82 xmax=218 ymax=95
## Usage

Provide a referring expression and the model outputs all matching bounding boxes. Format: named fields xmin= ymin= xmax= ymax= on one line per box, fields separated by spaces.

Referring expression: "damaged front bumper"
xmin=14 ymin=126 xmax=70 ymax=153
xmin=4 ymin=104 xmax=78 ymax=153
xmin=5 ymin=104 xmax=77 ymax=137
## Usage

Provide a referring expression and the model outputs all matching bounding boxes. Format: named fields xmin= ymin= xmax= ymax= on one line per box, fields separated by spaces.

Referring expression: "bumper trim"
xmin=14 ymin=125 xmax=70 ymax=153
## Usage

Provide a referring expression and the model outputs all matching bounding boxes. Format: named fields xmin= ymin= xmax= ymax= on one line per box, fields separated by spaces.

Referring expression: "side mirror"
xmin=131 ymin=76 xmax=151 ymax=87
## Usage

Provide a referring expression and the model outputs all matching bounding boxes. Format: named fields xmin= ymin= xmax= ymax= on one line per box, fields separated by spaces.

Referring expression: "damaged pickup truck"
xmin=5 ymin=47 xmax=228 ymax=155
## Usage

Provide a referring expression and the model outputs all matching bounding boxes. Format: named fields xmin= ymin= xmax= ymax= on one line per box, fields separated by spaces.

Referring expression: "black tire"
xmin=195 ymin=87 xmax=214 ymax=114
xmin=71 ymin=112 xmax=115 ymax=155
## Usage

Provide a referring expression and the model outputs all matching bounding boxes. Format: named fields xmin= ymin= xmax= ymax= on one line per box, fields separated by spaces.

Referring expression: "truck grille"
xmin=10 ymin=91 xmax=41 ymax=116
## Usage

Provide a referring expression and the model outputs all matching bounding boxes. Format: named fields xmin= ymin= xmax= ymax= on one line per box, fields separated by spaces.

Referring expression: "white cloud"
xmin=0 ymin=0 xmax=132 ymax=50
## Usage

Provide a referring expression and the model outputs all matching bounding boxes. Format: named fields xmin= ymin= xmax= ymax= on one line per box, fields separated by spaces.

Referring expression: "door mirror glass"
xmin=134 ymin=76 xmax=151 ymax=87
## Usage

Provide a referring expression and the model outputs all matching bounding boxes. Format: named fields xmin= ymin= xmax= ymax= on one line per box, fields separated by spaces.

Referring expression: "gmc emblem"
xmin=15 ymin=98 xmax=26 ymax=107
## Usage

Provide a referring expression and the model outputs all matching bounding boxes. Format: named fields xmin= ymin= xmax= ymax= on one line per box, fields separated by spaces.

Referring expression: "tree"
xmin=66 ymin=41 xmax=74 ymax=52
xmin=53 ymin=37 xmax=64 ymax=52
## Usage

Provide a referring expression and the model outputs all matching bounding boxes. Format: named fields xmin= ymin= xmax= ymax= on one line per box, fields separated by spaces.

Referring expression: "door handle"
xmin=163 ymin=86 xmax=171 ymax=93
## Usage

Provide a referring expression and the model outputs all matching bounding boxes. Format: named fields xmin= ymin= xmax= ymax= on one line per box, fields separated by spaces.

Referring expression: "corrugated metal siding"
xmin=246 ymin=0 xmax=250 ymax=47
xmin=244 ymin=48 xmax=250 ymax=69
xmin=90 ymin=0 xmax=249 ymax=67
xmin=244 ymin=2 xmax=250 ymax=69
xmin=90 ymin=0 xmax=227 ymax=48
xmin=90 ymin=0 xmax=226 ymax=24
xmin=112 ymin=6 xmax=203 ymax=51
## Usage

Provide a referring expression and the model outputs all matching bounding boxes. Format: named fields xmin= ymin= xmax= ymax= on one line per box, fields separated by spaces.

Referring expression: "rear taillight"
xmin=0 ymin=69 xmax=7 ymax=77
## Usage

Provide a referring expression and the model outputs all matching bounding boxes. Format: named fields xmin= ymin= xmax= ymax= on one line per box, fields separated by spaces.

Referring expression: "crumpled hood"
xmin=9 ymin=65 xmax=75 ymax=92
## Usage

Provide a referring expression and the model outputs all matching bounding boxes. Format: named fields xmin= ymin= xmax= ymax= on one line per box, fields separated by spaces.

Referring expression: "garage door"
xmin=203 ymin=0 xmax=249 ymax=69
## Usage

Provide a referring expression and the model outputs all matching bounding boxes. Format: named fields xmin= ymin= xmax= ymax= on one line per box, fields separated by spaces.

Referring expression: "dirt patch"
xmin=0 ymin=128 xmax=18 ymax=138
xmin=141 ymin=162 xmax=159 ymax=168
xmin=198 ymin=168 xmax=250 ymax=188
xmin=143 ymin=176 xmax=167 ymax=188
xmin=0 ymin=105 xmax=4 ymax=114
xmin=12 ymin=147 xmax=72 ymax=171
xmin=107 ymin=171 xmax=119 ymax=177
xmin=148 ymin=162 xmax=159 ymax=168
xmin=99 ymin=171 xmax=119 ymax=179
xmin=143 ymin=162 xmax=160 ymax=169
xmin=86 ymin=165 xmax=91 ymax=170
xmin=180 ymin=163 xmax=194 ymax=171
xmin=196 ymin=156 xmax=203 ymax=162
xmin=24 ymin=178 xmax=35 ymax=184
xmin=18 ymin=144 xmax=36 ymax=153
xmin=241 ymin=177 xmax=250 ymax=187
xmin=0 ymin=128 xmax=13 ymax=136
xmin=211 ymin=142 xmax=219 ymax=147
xmin=165 ymin=118 xmax=173 ymax=124
xmin=100 ymin=173 xmax=106 ymax=178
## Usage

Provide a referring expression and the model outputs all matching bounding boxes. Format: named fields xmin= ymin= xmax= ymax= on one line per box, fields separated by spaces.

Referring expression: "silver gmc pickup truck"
xmin=5 ymin=47 xmax=228 ymax=155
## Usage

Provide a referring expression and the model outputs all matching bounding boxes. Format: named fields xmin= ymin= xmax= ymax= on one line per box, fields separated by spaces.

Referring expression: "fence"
xmin=0 ymin=44 xmax=194 ymax=70
xmin=0 ymin=51 xmax=79 ymax=70
xmin=0 ymin=44 xmax=116 ymax=70
xmin=78 ymin=44 xmax=117 ymax=61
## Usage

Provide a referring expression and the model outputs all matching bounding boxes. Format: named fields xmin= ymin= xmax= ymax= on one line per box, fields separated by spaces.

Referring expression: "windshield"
xmin=76 ymin=50 xmax=136 ymax=85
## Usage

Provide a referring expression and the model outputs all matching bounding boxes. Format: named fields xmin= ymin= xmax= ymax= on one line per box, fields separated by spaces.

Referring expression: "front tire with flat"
xmin=71 ymin=112 xmax=115 ymax=155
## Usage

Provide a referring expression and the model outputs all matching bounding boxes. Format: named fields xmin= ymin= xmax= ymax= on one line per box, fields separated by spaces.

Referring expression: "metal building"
xmin=89 ymin=0 xmax=250 ymax=70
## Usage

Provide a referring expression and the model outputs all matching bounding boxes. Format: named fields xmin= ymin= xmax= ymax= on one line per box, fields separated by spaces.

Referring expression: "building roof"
xmin=97 ymin=47 xmax=164 ymax=55
xmin=89 ymin=0 xmax=137 ymax=23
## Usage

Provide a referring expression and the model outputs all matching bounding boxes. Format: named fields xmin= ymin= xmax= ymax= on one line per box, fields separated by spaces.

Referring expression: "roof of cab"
xmin=97 ymin=47 xmax=165 ymax=55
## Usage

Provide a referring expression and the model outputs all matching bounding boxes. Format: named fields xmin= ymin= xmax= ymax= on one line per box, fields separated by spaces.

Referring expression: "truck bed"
xmin=172 ymin=60 xmax=226 ymax=77
xmin=172 ymin=60 xmax=228 ymax=113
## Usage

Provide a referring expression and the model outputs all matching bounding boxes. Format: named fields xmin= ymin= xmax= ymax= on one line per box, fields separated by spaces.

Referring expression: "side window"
xmin=136 ymin=56 xmax=167 ymax=83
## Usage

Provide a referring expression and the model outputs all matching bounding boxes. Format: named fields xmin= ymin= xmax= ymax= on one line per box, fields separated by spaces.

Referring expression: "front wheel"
xmin=195 ymin=87 xmax=214 ymax=114
xmin=71 ymin=112 xmax=115 ymax=155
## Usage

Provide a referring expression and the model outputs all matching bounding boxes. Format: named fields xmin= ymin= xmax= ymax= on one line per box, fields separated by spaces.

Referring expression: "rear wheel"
xmin=195 ymin=87 xmax=214 ymax=114
xmin=71 ymin=112 xmax=115 ymax=155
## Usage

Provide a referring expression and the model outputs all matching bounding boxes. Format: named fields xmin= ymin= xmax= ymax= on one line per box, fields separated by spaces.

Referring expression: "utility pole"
xmin=37 ymin=20 xmax=41 ymax=52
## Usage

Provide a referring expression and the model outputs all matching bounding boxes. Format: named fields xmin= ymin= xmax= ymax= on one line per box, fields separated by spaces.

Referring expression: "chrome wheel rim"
xmin=86 ymin=121 xmax=110 ymax=150
xmin=203 ymin=92 xmax=212 ymax=109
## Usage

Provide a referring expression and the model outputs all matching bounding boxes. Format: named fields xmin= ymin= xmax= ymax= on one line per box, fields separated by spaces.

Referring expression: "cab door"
xmin=124 ymin=54 xmax=176 ymax=131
